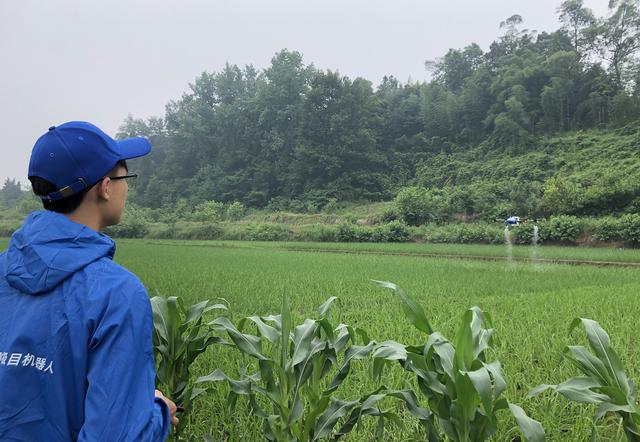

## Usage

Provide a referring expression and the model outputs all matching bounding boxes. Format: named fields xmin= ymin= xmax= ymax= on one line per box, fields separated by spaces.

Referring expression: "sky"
xmin=0 ymin=0 xmax=610 ymax=187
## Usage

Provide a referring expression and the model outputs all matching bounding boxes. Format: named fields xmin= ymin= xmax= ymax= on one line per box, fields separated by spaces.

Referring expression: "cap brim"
xmin=117 ymin=137 xmax=152 ymax=160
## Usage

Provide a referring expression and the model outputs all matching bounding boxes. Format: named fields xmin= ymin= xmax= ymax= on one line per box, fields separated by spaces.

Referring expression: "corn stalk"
xmin=151 ymin=295 xmax=228 ymax=440
xmin=529 ymin=318 xmax=640 ymax=441
xmin=372 ymin=280 xmax=545 ymax=442
xmin=198 ymin=296 xmax=428 ymax=441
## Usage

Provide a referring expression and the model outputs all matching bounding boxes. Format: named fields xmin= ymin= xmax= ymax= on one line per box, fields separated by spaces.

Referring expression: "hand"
xmin=155 ymin=389 xmax=179 ymax=426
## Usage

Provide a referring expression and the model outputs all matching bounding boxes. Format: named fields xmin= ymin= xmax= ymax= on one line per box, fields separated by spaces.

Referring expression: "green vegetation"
xmin=373 ymin=282 xmax=544 ymax=441
xmin=198 ymin=297 xmax=415 ymax=441
xmin=530 ymin=318 xmax=640 ymax=440
xmin=166 ymin=285 xmax=544 ymax=441
xmin=54 ymin=238 xmax=639 ymax=440
xmin=127 ymin=239 xmax=640 ymax=264
xmin=1 ymin=236 xmax=640 ymax=439
xmin=4 ymin=3 xmax=640 ymax=248
xmin=150 ymin=296 xmax=228 ymax=439
xmin=1 ymin=0 xmax=639 ymax=439
xmin=106 ymin=0 xmax=640 ymax=219
xmin=4 ymin=2 xmax=640 ymax=229
xmin=7 ymin=203 xmax=640 ymax=247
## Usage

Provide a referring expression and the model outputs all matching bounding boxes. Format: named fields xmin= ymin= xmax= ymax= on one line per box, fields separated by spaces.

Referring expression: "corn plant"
xmin=197 ymin=296 xmax=425 ymax=441
xmin=372 ymin=281 xmax=545 ymax=442
xmin=151 ymin=295 xmax=228 ymax=439
xmin=529 ymin=318 xmax=640 ymax=441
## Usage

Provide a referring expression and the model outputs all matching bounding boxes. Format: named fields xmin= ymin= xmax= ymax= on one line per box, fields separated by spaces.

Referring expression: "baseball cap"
xmin=28 ymin=121 xmax=152 ymax=201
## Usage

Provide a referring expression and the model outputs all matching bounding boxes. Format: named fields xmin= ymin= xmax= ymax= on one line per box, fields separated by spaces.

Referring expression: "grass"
xmin=242 ymin=202 xmax=393 ymax=225
xmin=116 ymin=240 xmax=640 ymax=441
xmin=2 ymin=237 xmax=640 ymax=440
xmin=133 ymin=239 xmax=640 ymax=264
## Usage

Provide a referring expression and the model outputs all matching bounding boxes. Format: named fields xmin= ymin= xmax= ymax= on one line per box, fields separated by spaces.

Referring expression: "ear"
xmin=94 ymin=177 xmax=111 ymax=202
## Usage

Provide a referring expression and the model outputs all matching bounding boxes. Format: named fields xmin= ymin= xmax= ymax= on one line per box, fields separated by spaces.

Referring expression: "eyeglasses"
xmin=108 ymin=173 xmax=138 ymax=188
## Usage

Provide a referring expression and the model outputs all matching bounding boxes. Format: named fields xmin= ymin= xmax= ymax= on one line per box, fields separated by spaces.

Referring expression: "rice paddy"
xmin=111 ymin=239 xmax=639 ymax=441
xmin=2 ymin=237 xmax=639 ymax=440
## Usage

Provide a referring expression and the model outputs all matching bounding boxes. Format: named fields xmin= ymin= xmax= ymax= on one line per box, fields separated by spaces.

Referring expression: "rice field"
xmin=3 ymin=238 xmax=640 ymax=440
xmin=136 ymin=239 xmax=640 ymax=264
xmin=114 ymin=240 xmax=640 ymax=441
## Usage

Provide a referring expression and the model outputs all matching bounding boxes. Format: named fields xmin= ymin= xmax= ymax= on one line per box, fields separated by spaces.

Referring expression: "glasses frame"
xmin=107 ymin=173 xmax=138 ymax=189
xmin=108 ymin=173 xmax=138 ymax=182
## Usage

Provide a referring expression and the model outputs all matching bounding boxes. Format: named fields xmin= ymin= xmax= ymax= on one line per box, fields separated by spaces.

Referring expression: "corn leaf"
xmin=373 ymin=280 xmax=433 ymax=334
xmin=241 ymin=316 xmax=280 ymax=345
xmin=312 ymin=398 xmax=359 ymax=441
xmin=290 ymin=319 xmax=318 ymax=367
xmin=508 ymin=403 xmax=546 ymax=442
xmin=570 ymin=318 xmax=632 ymax=400
xmin=317 ymin=296 xmax=338 ymax=318
xmin=211 ymin=317 xmax=268 ymax=360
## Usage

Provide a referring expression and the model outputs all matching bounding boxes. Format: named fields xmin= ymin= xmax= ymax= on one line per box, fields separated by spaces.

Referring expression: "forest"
xmin=2 ymin=0 xmax=639 ymax=225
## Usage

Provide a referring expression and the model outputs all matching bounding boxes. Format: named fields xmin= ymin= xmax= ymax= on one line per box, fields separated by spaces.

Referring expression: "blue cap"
xmin=28 ymin=121 xmax=151 ymax=201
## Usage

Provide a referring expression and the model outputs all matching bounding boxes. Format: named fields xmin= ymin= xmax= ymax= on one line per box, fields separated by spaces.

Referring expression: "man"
xmin=0 ymin=121 xmax=177 ymax=441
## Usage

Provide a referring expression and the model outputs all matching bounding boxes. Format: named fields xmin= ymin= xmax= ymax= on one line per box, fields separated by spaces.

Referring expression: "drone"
xmin=504 ymin=215 xmax=524 ymax=226
xmin=499 ymin=216 xmax=544 ymax=226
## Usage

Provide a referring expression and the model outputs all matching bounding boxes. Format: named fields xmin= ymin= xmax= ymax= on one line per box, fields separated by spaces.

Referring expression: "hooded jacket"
xmin=0 ymin=211 xmax=170 ymax=441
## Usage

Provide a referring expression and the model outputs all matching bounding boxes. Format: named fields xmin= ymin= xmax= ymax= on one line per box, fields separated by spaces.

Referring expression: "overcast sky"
xmin=0 ymin=0 xmax=610 ymax=187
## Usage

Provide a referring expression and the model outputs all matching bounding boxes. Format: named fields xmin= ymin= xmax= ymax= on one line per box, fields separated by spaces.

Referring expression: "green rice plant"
xmin=529 ymin=318 xmax=640 ymax=440
xmin=197 ymin=296 xmax=422 ymax=441
xmin=372 ymin=281 xmax=545 ymax=442
xmin=151 ymin=295 xmax=228 ymax=439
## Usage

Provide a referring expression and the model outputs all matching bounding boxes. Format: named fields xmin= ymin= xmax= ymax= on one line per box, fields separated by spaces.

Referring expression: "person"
xmin=0 ymin=121 xmax=178 ymax=441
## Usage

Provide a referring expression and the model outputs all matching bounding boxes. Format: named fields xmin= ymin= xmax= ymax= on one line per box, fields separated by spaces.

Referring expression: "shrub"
xmin=426 ymin=223 xmax=503 ymax=244
xmin=336 ymin=223 xmax=359 ymax=242
xmin=541 ymin=176 xmax=583 ymax=215
xmin=174 ymin=223 xmax=223 ymax=240
xmin=354 ymin=226 xmax=373 ymax=242
xmin=295 ymin=224 xmax=338 ymax=242
xmin=224 ymin=201 xmax=245 ymax=221
xmin=383 ymin=220 xmax=411 ymax=242
xmin=539 ymin=215 xmax=581 ymax=243
xmin=590 ymin=217 xmax=624 ymax=242
xmin=334 ymin=223 xmax=377 ymax=242
xmin=380 ymin=206 xmax=399 ymax=223
xmin=0 ymin=221 xmax=21 ymax=237
xmin=16 ymin=196 xmax=42 ymax=215
xmin=244 ymin=223 xmax=293 ymax=241
xmin=192 ymin=200 xmax=225 ymax=222
xmin=145 ymin=224 xmax=177 ymax=239
xmin=106 ymin=220 xmax=149 ymax=239
xmin=370 ymin=225 xmax=388 ymax=242
xmin=322 ymin=197 xmax=339 ymax=213
xmin=395 ymin=186 xmax=447 ymax=226
xmin=621 ymin=213 xmax=640 ymax=244
xmin=105 ymin=206 xmax=150 ymax=238
xmin=510 ymin=223 xmax=541 ymax=245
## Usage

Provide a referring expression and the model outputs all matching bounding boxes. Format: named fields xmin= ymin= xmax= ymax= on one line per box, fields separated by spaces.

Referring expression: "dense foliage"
xmin=100 ymin=0 xmax=640 ymax=219
xmin=2 ymin=1 xmax=639 ymax=241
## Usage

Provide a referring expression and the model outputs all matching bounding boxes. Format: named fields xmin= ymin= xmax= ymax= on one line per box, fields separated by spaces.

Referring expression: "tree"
xmin=428 ymin=44 xmax=484 ymax=92
xmin=596 ymin=0 xmax=640 ymax=91
xmin=558 ymin=0 xmax=597 ymax=56
xmin=295 ymin=71 xmax=384 ymax=201
xmin=0 ymin=178 xmax=25 ymax=209
xmin=542 ymin=176 xmax=584 ymax=214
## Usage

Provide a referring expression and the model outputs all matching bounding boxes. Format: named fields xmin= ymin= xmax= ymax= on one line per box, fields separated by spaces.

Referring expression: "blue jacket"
xmin=0 ymin=211 xmax=170 ymax=441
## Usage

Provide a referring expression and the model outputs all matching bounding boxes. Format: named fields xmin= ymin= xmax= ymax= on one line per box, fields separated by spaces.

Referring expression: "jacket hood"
xmin=4 ymin=211 xmax=115 ymax=294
